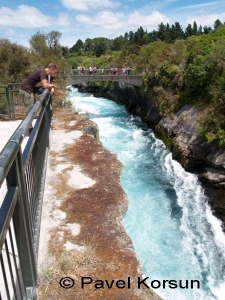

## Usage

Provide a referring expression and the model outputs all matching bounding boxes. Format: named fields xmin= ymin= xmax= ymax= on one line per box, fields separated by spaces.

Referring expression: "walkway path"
xmin=0 ymin=120 xmax=22 ymax=152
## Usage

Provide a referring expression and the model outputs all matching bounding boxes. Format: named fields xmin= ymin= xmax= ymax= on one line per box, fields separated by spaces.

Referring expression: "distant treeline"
xmin=64 ymin=20 xmax=225 ymax=149
xmin=66 ymin=19 xmax=224 ymax=57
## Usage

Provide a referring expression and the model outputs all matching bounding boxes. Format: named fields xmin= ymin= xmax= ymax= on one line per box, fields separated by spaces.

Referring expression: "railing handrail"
xmin=0 ymin=90 xmax=48 ymax=185
xmin=1 ymin=83 xmax=23 ymax=120
xmin=0 ymin=89 xmax=52 ymax=299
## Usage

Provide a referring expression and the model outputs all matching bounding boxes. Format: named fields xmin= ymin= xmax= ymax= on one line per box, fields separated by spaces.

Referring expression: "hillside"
xmin=65 ymin=25 xmax=225 ymax=150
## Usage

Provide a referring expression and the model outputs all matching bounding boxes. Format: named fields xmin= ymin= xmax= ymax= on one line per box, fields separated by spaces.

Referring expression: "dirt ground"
xmin=37 ymin=108 xmax=162 ymax=300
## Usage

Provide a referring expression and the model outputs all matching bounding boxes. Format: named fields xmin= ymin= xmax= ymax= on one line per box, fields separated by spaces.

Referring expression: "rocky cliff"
xmin=76 ymin=83 xmax=225 ymax=226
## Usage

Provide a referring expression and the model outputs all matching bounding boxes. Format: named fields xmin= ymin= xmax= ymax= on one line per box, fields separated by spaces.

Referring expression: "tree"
xmin=46 ymin=31 xmax=62 ymax=56
xmin=111 ymin=36 xmax=125 ymax=51
xmin=193 ymin=21 xmax=198 ymax=36
xmin=198 ymin=25 xmax=203 ymax=35
xmin=126 ymin=44 xmax=141 ymax=56
xmin=83 ymin=38 xmax=93 ymax=52
xmin=174 ymin=22 xmax=184 ymax=39
xmin=29 ymin=30 xmax=62 ymax=57
xmin=0 ymin=39 xmax=30 ymax=83
xmin=185 ymin=24 xmax=193 ymax=38
xmin=203 ymin=26 xmax=212 ymax=34
xmin=29 ymin=31 xmax=48 ymax=56
xmin=184 ymin=54 xmax=213 ymax=99
xmin=134 ymin=27 xmax=145 ymax=45
xmin=70 ymin=39 xmax=84 ymax=53
xmin=93 ymin=38 xmax=107 ymax=57
xmin=128 ymin=31 xmax=135 ymax=43
xmin=61 ymin=46 xmax=70 ymax=56
xmin=163 ymin=23 xmax=172 ymax=42
xmin=168 ymin=22 xmax=184 ymax=42
xmin=8 ymin=44 xmax=30 ymax=81
xmin=142 ymin=33 xmax=150 ymax=45
xmin=148 ymin=30 xmax=158 ymax=42
xmin=214 ymin=19 xmax=223 ymax=29
xmin=157 ymin=22 xmax=167 ymax=41
xmin=124 ymin=32 xmax=129 ymax=42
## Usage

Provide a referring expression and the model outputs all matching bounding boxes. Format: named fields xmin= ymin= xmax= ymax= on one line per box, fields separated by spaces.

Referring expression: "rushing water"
xmin=69 ymin=86 xmax=225 ymax=300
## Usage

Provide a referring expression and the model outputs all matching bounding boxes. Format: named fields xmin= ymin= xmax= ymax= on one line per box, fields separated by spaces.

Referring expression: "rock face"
xmin=155 ymin=104 xmax=225 ymax=188
xmin=155 ymin=105 xmax=225 ymax=224
xmin=75 ymin=83 xmax=225 ymax=225
xmin=82 ymin=124 xmax=99 ymax=139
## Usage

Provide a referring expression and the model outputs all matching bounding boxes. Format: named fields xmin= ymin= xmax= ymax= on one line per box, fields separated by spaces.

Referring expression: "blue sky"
xmin=0 ymin=0 xmax=225 ymax=48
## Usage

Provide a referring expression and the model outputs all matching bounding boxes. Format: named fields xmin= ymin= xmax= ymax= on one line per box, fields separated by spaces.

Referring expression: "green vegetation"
xmin=64 ymin=20 xmax=225 ymax=149
xmin=1 ymin=19 xmax=225 ymax=148
xmin=0 ymin=31 xmax=71 ymax=107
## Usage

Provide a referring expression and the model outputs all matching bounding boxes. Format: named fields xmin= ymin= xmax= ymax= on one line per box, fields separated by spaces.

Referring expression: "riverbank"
xmin=37 ymin=108 xmax=162 ymax=300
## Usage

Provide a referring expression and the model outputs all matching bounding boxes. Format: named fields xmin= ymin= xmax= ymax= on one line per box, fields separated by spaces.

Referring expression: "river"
xmin=69 ymin=86 xmax=225 ymax=300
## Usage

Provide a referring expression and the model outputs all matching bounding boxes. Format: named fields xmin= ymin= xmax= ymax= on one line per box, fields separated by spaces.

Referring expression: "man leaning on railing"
xmin=19 ymin=63 xmax=58 ymax=132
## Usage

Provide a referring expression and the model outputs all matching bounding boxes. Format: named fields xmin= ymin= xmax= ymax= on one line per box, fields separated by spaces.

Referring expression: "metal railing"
xmin=69 ymin=74 xmax=143 ymax=87
xmin=71 ymin=68 xmax=136 ymax=76
xmin=0 ymin=85 xmax=11 ymax=120
xmin=69 ymin=69 xmax=143 ymax=87
xmin=0 ymin=89 xmax=52 ymax=299
xmin=0 ymin=83 xmax=29 ymax=121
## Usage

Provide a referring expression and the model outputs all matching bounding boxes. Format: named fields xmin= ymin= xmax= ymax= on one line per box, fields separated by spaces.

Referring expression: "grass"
xmin=37 ymin=244 xmax=100 ymax=300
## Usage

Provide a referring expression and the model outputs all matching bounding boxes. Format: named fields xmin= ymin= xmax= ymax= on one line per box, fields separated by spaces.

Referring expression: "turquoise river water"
xmin=69 ymin=86 xmax=225 ymax=300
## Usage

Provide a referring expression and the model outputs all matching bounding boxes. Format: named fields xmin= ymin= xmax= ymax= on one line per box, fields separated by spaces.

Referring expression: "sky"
xmin=0 ymin=0 xmax=225 ymax=49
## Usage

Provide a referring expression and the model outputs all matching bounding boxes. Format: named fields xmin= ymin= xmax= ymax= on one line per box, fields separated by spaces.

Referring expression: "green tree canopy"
xmin=0 ymin=39 xmax=30 ymax=83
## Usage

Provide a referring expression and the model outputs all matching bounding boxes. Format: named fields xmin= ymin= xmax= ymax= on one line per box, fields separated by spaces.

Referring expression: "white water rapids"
xmin=70 ymin=87 xmax=225 ymax=300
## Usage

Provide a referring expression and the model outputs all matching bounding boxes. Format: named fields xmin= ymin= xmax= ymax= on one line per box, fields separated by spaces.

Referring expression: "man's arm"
xmin=41 ymin=78 xmax=57 ymax=90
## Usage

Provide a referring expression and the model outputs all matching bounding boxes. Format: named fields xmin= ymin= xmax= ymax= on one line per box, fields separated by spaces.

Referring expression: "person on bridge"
xmin=19 ymin=63 xmax=58 ymax=132
xmin=93 ymin=66 xmax=97 ymax=75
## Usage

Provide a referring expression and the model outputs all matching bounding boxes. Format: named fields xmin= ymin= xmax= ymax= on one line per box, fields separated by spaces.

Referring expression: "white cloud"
xmin=57 ymin=13 xmax=71 ymax=26
xmin=0 ymin=5 xmax=70 ymax=28
xmin=19 ymin=34 xmax=26 ymax=39
xmin=4 ymin=28 xmax=15 ymax=37
xmin=76 ymin=10 xmax=169 ymax=32
xmin=0 ymin=5 xmax=49 ymax=27
xmin=186 ymin=12 xmax=225 ymax=27
xmin=76 ymin=11 xmax=124 ymax=30
xmin=61 ymin=0 xmax=120 ymax=11
xmin=129 ymin=10 xmax=170 ymax=27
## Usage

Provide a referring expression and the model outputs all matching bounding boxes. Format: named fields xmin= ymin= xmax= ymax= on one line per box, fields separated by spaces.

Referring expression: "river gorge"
xmin=70 ymin=85 xmax=225 ymax=300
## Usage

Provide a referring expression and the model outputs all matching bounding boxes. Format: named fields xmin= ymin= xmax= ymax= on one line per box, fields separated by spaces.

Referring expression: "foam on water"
xmin=69 ymin=86 xmax=225 ymax=300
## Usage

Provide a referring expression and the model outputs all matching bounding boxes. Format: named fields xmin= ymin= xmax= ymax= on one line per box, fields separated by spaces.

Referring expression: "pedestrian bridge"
xmin=69 ymin=75 xmax=143 ymax=87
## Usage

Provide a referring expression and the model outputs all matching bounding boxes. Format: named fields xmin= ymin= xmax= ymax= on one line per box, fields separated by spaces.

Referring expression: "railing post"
xmin=5 ymin=86 xmax=12 ymax=120
xmin=8 ymin=84 xmax=15 ymax=120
